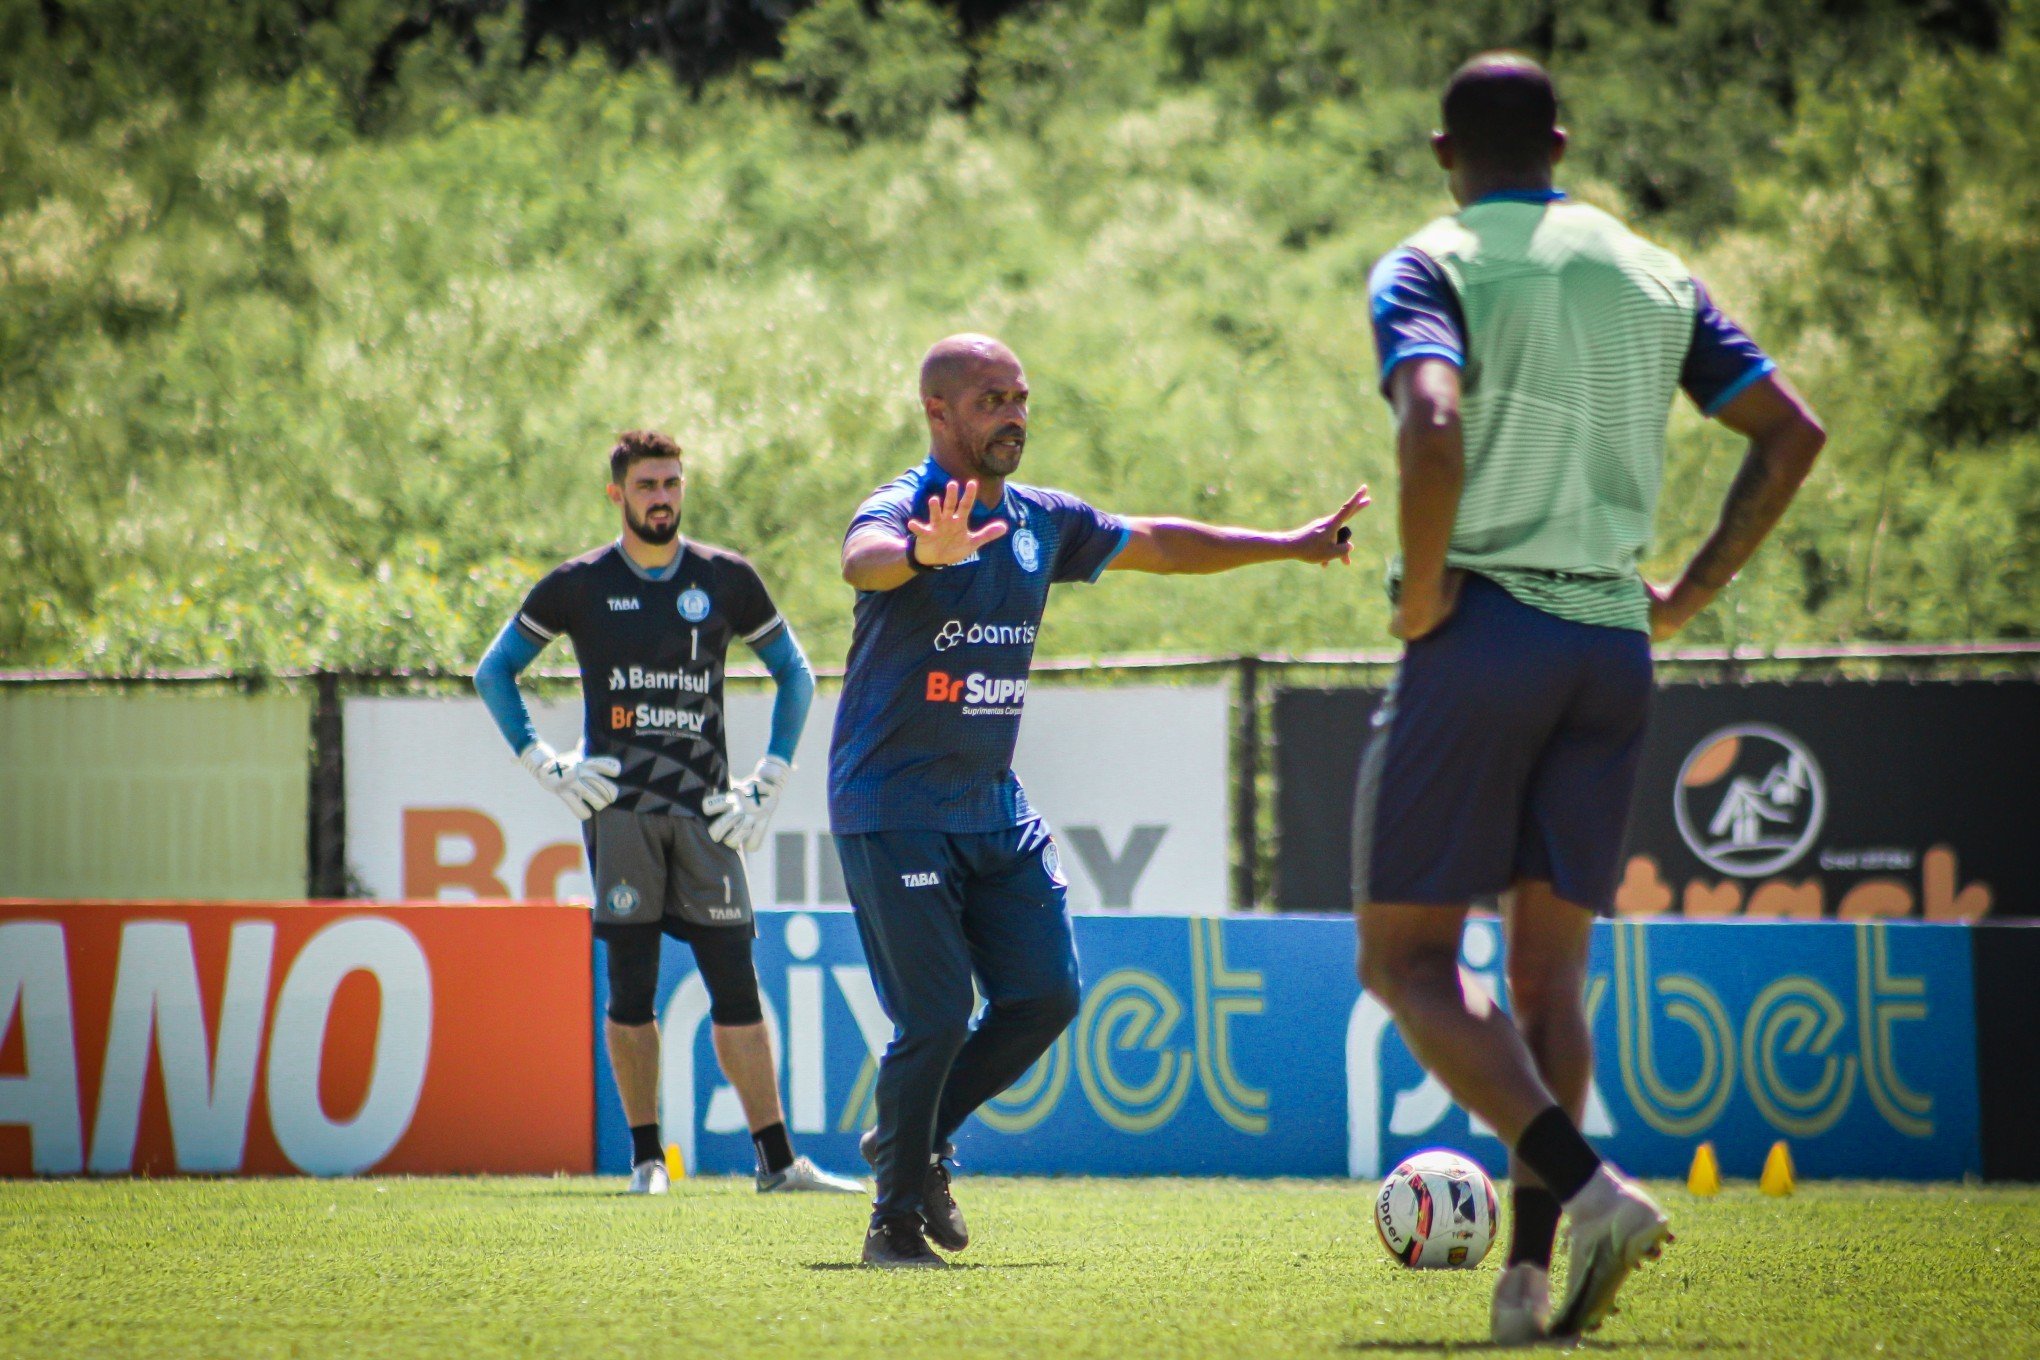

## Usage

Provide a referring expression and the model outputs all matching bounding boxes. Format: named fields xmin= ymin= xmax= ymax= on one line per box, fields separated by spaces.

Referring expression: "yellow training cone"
xmin=1760 ymin=1141 xmax=1796 ymax=1196
xmin=665 ymin=1143 xmax=688 ymax=1181
xmin=1687 ymin=1141 xmax=1722 ymax=1197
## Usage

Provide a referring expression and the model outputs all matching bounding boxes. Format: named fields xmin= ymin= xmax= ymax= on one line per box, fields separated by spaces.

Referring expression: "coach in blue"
xmin=474 ymin=429 xmax=861 ymax=1199
xmin=833 ymin=334 xmax=1369 ymax=1267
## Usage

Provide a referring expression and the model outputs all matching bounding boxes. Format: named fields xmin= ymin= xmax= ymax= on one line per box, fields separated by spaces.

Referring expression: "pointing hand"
xmin=907 ymin=480 xmax=1009 ymax=568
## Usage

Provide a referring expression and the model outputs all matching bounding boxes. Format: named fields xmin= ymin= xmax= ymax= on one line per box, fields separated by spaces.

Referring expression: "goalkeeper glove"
xmin=703 ymin=755 xmax=792 ymax=854
xmin=520 ymin=741 xmax=622 ymax=821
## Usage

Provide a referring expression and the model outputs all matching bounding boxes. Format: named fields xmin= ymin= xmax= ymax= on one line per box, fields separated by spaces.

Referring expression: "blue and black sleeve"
xmin=1368 ymin=247 xmax=1466 ymax=396
xmin=1680 ymin=279 xmax=1777 ymax=416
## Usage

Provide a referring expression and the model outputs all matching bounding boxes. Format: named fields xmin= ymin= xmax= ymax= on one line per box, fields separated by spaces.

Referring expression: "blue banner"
xmin=593 ymin=913 xmax=1980 ymax=1181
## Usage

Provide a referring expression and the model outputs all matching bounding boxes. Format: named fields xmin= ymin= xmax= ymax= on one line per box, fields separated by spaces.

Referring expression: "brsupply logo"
xmin=925 ymin=670 xmax=1028 ymax=716
xmin=1673 ymin=724 xmax=1826 ymax=877
xmin=610 ymin=703 xmax=707 ymax=734
xmin=933 ymin=619 xmax=1039 ymax=652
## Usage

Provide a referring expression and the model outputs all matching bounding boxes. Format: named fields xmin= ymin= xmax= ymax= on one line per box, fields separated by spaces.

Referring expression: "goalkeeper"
xmin=475 ymin=428 xmax=860 ymax=1197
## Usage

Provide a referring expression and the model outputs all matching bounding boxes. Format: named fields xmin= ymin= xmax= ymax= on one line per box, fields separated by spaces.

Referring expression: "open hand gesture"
xmin=1291 ymin=485 xmax=1371 ymax=567
xmin=908 ymin=479 xmax=1009 ymax=568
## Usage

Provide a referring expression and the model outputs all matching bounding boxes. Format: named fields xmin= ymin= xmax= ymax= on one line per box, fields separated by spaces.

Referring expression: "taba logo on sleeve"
xmin=678 ymin=588 xmax=711 ymax=623
xmin=1673 ymin=724 xmax=1827 ymax=876
xmin=1013 ymin=527 xmax=1040 ymax=573
xmin=900 ymin=871 xmax=941 ymax=888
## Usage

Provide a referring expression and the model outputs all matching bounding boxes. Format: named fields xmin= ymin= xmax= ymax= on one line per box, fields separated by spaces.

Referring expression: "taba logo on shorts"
xmin=677 ymin=588 xmax=711 ymax=623
xmin=607 ymin=597 xmax=641 ymax=611
xmin=606 ymin=883 xmax=641 ymax=916
xmin=1012 ymin=527 xmax=1040 ymax=573
xmin=1673 ymin=723 xmax=1827 ymax=877
xmin=900 ymin=871 xmax=940 ymax=888
xmin=933 ymin=619 xmax=1038 ymax=652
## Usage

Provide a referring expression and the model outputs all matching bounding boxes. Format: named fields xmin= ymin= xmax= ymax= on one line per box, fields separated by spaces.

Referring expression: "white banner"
xmin=344 ymin=684 xmax=1231 ymax=913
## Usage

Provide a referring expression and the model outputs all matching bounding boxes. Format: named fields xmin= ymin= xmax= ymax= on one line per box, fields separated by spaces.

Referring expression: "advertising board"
xmin=1275 ymin=679 xmax=2034 ymax=918
xmin=595 ymin=910 xmax=1979 ymax=1183
xmin=346 ymin=685 xmax=1230 ymax=913
xmin=0 ymin=902 xmax=592 ymax=1176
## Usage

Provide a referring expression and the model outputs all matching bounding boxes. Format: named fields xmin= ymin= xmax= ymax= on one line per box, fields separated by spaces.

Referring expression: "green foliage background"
xmin=2 ymin=0 xmax=2035 ymax=673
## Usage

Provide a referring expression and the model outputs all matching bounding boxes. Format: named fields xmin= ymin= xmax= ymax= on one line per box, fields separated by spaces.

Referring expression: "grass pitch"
xmin=1 ymin=1177 xmax=2035 ymax=1358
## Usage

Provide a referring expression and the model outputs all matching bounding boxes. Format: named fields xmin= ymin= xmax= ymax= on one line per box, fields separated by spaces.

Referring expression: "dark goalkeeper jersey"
xmin=514 ymin=539 xmax=784 ymax=817
xmin=827 ymin=457 xmax=1129 ymax=835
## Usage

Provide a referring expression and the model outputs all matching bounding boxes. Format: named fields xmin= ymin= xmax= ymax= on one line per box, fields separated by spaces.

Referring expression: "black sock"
xmin=752 ymin=1121 xmax=795 ymax=1176
xmin=1507 ymin=1186 xmax=1563 ymax=1268
xmin=629 ymin=1122 xmax=662 ymax=1167
xmin=1513 ymin=1106 xmax=1601 ymax=1203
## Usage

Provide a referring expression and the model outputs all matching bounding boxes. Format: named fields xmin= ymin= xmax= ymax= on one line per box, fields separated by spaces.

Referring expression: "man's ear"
xmin=606 ymin=480 xmax=624 ymax=509
xmin=923 ymin=394 xmax=948 ymax=430
xmin=1431 ymin=131 xmax=1454 ymax=171
xmin=1551 ymin=127 xmax=1568 ymax=166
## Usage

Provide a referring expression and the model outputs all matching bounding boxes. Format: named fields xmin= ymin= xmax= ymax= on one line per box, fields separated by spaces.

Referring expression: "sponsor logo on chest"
xmin=925 ymin=670 xmax=1029 ymax=715
xmin=610 ymin=666 xmax=711 ymax=695
xmin=607 ymin=597 xmax=641 ymax=612
xmin=900 ymin=871 xmax=941 ymax=888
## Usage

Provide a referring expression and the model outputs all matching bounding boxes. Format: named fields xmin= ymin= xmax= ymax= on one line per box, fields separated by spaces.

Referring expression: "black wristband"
xmin=904 ymin=536 xmax=936 ymax=574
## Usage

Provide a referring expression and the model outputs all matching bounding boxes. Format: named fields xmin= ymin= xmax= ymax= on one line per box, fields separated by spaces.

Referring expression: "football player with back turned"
xmin=1354 ymin=55 xmax=1826 ymax=1342
xmin=474 ymin=430 xmax=862 ymax=1197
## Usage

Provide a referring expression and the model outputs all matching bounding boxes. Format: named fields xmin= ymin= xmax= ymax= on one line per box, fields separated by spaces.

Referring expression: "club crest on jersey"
xmin=678 ymin=588 xmax=711 ymax=623
xmin=1013 ymin=527 xmax=1041 ymax=573
xmin=606 ymin=883 xmax=640 ymax=917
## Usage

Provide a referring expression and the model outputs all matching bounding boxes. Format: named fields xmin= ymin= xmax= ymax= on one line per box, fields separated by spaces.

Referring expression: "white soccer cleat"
xmin=1550 ymin=1167 xmax=1671 ymax=1337
xmin=627 ymin=1158 xmax=670 ymax=1196
xmin=757 ymin=1155 xmax=865 ymax=1195
xmin=1490 ymin=1262 xmax=1551 ymax=1345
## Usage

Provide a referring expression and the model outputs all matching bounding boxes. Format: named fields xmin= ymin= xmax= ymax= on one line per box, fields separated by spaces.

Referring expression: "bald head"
xmin=918 ymin=333 xmax=1030 ymax=478
xmin=920 ymin=334 xmax=1019 ymax=402
xmin=1441 ymin=52 xmax=1559 ymax=176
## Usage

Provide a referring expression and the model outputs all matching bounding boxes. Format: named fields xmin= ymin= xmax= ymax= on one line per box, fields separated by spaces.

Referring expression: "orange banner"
xmin=0 ymin=902 xmax=592 ymax=1176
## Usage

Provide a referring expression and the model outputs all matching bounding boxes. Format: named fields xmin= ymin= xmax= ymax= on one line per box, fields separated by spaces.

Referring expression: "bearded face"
xmin=624 ymin=496 xmax=679 ymax=544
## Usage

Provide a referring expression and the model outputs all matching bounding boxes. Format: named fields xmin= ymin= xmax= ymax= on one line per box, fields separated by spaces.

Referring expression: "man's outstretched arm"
xmin=1649 ymin=374 xmax=1827 ymax=641
xmin=1107 ymin=485 xmax=1369 ymax=575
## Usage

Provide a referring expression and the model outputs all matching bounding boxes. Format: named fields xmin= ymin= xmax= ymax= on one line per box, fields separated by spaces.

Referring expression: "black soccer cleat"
xmin=861 ymin=1128 xmax=970 ymax=1253
xmin=862 ymin=1216 xmax=947 ymax=1269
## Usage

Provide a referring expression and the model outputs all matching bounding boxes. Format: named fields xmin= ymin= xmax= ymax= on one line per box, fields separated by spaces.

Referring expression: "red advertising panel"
xmin=0 ymin=902 xmax=592 ymax=1176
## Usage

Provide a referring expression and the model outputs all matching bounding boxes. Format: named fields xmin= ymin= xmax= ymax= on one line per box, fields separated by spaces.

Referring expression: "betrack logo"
xmin=924 ymin=670 xmax=1028 ymax=715
xmin=933 ymin=619 xmax=1038 ymax=652
xmin=610 ymin=703 xmax=707 ymax=734
xmin=609 ymin=666 xmax=710 ymax=695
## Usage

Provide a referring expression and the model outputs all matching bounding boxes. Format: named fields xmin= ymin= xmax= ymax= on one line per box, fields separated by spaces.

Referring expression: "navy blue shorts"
xmin=834 ymin=818 xmax=1079 ymax=1029
xmin=1352 ymin=574 xmax=1653 ymax=913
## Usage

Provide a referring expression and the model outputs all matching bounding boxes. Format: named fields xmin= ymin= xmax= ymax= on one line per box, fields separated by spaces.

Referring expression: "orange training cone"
xmin=1687 ymin=1142 xmax=1722 ymax=1197
xmin=1760 ymin=1141 xmax=1796 ymax=1196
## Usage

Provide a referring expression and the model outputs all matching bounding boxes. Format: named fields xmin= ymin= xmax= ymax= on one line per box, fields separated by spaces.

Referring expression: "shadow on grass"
xmin=1341 ymin=1340 xmax=1749 ymax=1354
xmin=806 ymin=1262 xmax=1059 ymax=1272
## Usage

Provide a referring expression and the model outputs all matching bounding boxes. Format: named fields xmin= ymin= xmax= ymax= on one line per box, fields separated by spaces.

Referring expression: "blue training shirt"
xmin=827 ymin=457 xmax=1129 ymax=835
xmin=1366 ymin=190 xmax=1776 ymax=415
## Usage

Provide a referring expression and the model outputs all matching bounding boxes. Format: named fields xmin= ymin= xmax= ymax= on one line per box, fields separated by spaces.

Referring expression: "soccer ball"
xmin=1374 ymin=1149 xmax=1498 ymax=1269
